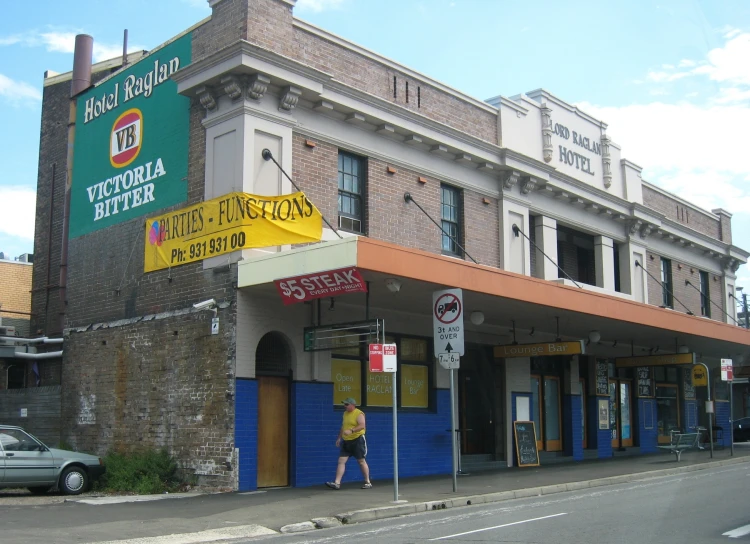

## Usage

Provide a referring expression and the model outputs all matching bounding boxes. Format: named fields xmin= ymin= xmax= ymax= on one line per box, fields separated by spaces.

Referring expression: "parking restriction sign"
xmin=433 ymin=288 xmax=464 ymax=356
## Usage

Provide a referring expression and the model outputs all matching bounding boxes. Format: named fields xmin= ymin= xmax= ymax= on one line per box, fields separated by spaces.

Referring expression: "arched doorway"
xmin=256 ymin=332 xmax=292 ymax=488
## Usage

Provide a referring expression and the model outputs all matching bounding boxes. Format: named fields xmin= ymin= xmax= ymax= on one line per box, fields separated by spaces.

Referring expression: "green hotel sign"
xmin=69 ymin=34 xmax=192 ymax=238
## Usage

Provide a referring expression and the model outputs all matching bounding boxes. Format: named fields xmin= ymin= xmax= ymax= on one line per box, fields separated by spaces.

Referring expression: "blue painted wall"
xmin=292 ymin=382 xmax=452 ymax=487
xmin=715 ymin=401 xmax=731 ymax=447
xmin=588 ymin=396 xmax=612 ymax=458
xmin=235 ymin=379 xmax=258 ymax=492
xmin=636 ymin=398 xmax=658 ymax=453
xmin=563 ymin=395 xmax=583 ymax=460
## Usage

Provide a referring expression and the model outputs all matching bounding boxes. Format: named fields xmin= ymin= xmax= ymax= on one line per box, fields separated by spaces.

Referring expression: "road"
xmin=254 ymin=463 xmax=750 ymax=543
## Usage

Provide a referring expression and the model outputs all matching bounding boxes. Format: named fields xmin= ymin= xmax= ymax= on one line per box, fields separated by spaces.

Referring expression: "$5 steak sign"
xmin=275 ymin=267 xmax=367 ymax=305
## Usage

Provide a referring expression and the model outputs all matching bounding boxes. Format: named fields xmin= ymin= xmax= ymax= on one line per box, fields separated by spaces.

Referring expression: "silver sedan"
xmin=0 ymin=425 xmax=105 ymax=495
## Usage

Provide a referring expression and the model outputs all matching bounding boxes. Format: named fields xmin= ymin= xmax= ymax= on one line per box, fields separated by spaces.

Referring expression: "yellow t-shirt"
xmin=342 ymin=408 xmax=365 ymax=440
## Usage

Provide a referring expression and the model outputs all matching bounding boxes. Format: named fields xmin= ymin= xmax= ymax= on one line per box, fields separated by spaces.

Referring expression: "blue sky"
xmin=1 ymin=0 xmax=749 ymax=299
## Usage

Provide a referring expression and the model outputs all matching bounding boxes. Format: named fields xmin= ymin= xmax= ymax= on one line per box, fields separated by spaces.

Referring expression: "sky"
xmin=1 ymin=0 xmax=749 ymax=303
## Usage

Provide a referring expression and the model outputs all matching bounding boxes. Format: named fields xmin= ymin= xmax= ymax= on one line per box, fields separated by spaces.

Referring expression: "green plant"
xmin=94 ymin=449 xmax=183 ymax=494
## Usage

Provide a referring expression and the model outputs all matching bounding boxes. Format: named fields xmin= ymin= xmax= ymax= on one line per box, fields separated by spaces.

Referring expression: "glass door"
xmin=530 ymin=375 xmax=542 ymax=450
xmin=610 ymin=380 xmax=619 ymax=447
xmin=656 ymin=384 xmax=680 ymax=444
xmin=544 ymin=376 xmax=562 ymax=451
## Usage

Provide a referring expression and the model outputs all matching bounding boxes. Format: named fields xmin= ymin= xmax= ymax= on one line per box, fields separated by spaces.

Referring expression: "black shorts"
xmin=340 ymin=435 xmax=367 ymax=460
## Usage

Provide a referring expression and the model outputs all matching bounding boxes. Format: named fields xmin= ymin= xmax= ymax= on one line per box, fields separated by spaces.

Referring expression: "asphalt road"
xmin=254 ymin=463 xmax=750 ymax=543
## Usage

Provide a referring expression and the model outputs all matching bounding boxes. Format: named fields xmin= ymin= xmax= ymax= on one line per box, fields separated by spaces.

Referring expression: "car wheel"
xmin=28 ymin=486 xmax=51 ymax=495
xmin=60 ymin=466 xmax=89 ymax=495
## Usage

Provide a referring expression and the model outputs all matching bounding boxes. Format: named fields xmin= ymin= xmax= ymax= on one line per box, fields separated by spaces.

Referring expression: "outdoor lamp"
xmin=588 ymin=330 xmax=601 ymax=344
xmin=385 ymin=278 xmax=402 ymax=293
xmin=470 ymin=311 xmax=485 ymax=325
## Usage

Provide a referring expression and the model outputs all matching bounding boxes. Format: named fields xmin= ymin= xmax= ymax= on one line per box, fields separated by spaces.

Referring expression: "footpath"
xmin=2 ymin=445 xmax=749 ymax=543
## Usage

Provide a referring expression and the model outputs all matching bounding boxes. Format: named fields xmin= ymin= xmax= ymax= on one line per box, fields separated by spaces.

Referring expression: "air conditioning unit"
xmin=0 ymin=326 xmax=17 ymax=345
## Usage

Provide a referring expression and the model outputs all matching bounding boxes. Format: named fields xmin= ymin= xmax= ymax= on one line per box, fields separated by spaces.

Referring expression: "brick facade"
xmin=642 ymin=185 xmax=722 ymax=240
xmin=0 ymin=260 xmax=32 ymax=336
xmin=62 ymin=310 xmax=235 ymax=486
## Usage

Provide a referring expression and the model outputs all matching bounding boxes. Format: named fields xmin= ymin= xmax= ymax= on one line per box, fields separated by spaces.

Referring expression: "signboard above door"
xmin=275 ymin=266 xmax=367 ymax=305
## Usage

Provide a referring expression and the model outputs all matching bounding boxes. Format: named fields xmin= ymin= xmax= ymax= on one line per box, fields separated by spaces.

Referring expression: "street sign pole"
xmin=449 ymin=365 xmax=458 ymax=493
xmin=385 ymin=320 xmax=401 ymax=504
xmin=699 ymin=362 xmax=713 ymax=459
xmin=730 ymin=378 xmax=734 ymax=456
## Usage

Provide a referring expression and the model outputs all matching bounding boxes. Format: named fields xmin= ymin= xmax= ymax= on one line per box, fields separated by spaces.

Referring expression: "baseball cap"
xmin=342 ymin=397 xmax=357 ymax=406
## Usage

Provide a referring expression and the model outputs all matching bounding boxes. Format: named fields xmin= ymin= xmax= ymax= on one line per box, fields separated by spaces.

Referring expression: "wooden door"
xmin=257 ymin=376 xmax=289 ymax=488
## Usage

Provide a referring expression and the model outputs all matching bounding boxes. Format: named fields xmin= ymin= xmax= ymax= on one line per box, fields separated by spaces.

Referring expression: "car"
xmin=734 ymin=417 xmax=750 ymax=443
xmin=0 ymin=425 xmax=105 ymax=495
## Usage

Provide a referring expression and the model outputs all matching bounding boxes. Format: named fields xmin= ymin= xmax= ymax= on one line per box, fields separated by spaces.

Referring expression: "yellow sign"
xmin=615 ymin=353 xmax=695 ymax=368
xmin=692 ymin=365 xmax=708 ymax=387
xmin=366 ymin=368 xmax=393 ymax=407
xmin=332 ymin=359 xmax=361 ymax=406
xmin=144 ymin=191 xmax=322 ymax=272
xmin=401 ymin=364 xmax=428 ymax=408
xmin=494 ymin=341 xmax=584 ymax=359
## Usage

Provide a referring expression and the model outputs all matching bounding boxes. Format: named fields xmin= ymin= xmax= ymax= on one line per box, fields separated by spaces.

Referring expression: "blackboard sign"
xmin=682 ymin=368 xmax=695 ymax=400
xmin=513 ymin=421 xmax=540 ymax=467
xmin=637 ymin=367 xmax=653 ymax=398
xmin=595 ymin=360 xmax=609 ymax=396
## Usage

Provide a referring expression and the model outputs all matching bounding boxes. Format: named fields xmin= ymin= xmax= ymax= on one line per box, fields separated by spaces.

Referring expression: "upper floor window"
xmin=441 ymin=184 xmax=462 ymax=256
xmin=661 ymin=258 xmax=673 ymax=308
xmin=700 ymin=270 xmax=711 ymax=317
xmin=338 ymin=151 xmax=365 ymax=234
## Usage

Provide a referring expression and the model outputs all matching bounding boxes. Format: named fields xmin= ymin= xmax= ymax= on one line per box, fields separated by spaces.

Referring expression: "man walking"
xmin=326 ymin=397 xmax=372 ymax=489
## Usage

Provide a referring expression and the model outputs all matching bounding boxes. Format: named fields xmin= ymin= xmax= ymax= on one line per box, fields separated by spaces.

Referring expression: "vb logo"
xmin=110 ymin=108 xmax=143 ymax=168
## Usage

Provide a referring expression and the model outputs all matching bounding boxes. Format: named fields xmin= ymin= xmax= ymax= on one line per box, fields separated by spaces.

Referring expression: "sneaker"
xmin=361 ymin=482 xmax=372 ymax=489
xmin=325 ymin=481 xmax=340 ymax=490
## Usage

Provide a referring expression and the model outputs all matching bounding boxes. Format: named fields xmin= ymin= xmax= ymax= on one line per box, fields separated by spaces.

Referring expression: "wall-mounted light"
xmin=385 ymin=278 xmax=402 ymax=293
xmin=470 ymin=311 xmax=485 ymax=325
xmin=588 ymin=330 xmax=601 ymax=344
xmin=678 ymin=345 xmax=689 ymax=354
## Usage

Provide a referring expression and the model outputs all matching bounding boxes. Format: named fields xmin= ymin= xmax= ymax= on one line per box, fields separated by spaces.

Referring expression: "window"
xmin=6 ymin=364 xmax=25 ymax=389
xmin=661 ymin=258 xmax=673 ymax=307
xmin=699 ymin=270 xmax=710 ymax=317
xmin=331 ymin=335 xmax=431 ymax=409
xmin=338 ymin=151 xmax=365 ymax=233
xmin=441 ymin=184 xmax=461 ymax=256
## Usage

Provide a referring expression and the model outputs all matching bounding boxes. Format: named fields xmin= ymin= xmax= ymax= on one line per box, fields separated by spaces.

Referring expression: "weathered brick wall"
xmin=718 ymin=213 xmax=732 ymax=245
xmin=0 ymin=386 xmax=61 ymax=446
xmin=194 ymin=0 xmax=497 ymax=144
xmin=292 ymin=133 xmax=498 ymax=264
xmin=0 ymin=261 xmax=32 ymax=336
xmin=292 ymin=27 xmax=497 ymax=144
xmin=645 ymin=253 xmax=726 ymax=321
xmin=464 ymin=190 xmax=499 ymax=268
xmin=62 ymin=310 xmax=235 ymax=487
xmin=642 ymin=185 xmax=720 ymax=240
xmin=31 ymin=79 xmax=69 ymax=337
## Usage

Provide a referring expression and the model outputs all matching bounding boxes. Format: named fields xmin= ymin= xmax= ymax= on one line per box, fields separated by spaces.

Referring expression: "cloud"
xmin=0 ymin=186 xmax=36 ymax=240
xmin=0 ymin=29 xmax=146 ymax=62
xmin=0 ymin=73 xmax=42 ymax=106
xmin=295 ymin=0 xmax=346 ymax=12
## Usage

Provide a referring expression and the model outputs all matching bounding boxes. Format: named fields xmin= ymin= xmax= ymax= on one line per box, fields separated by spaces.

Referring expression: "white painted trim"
xmin=292 ymin=19 xmax=499 ymax=116
xmin=237 ymin=237 xmax=358 ymax=288
xmin=524 ymin=88 xmax=608 ymax=129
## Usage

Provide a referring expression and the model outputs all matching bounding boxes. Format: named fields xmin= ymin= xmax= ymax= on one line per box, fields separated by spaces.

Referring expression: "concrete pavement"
xmin=1 ymin=444 xmax=748 ymax=542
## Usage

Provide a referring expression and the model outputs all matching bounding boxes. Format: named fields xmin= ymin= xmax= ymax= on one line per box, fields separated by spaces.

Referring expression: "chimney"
xmin=71 ymin=34 xmax=93 ymax=97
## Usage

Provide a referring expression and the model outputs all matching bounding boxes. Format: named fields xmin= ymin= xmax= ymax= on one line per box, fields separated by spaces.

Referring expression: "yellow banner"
xmin=144 ymin=191 xmax=322 ymax=272
xmin=615 ymin=353 xmax=695 ymax=368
